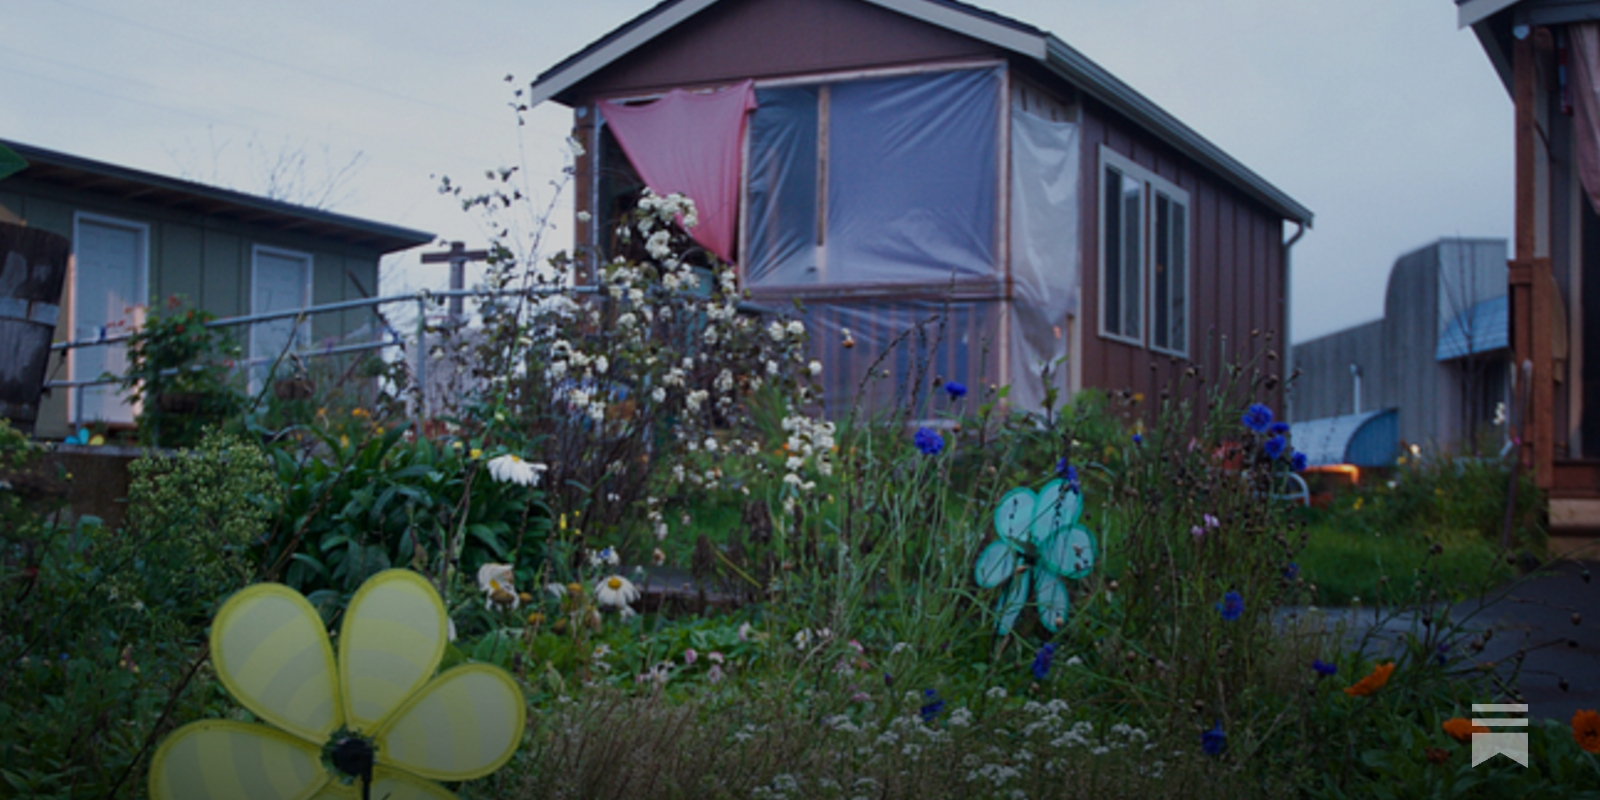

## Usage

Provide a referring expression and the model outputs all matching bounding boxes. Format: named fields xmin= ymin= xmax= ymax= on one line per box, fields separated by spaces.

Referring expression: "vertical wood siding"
xmin=1079 ymin=98 xmax=1288 ymax=418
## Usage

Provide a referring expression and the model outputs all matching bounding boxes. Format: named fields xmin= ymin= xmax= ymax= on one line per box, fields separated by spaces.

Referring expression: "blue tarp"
xmin=1436 ymin=294 xmax=1508 ymax=361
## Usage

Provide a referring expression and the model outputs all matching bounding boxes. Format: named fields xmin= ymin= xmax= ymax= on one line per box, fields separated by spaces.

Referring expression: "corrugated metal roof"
xmin=526 ymin=0 xmax=1312 ymax=226
xmin=0 ymin=140 xmax=434 ymax=253
xmin=1291 ymin=409 xmax=1400 ymax=468
xmin=1435 ymin=294 xmax=1509 ymax=361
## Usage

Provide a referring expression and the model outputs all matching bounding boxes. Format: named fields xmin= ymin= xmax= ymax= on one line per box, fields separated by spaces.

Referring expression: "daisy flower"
xmin=487 ymin=454 xmax=547 ymax=487
xmin=595 ymin=575 xmax=641 ymax=611
xmin=477 ymin=563 xmax=518 ymax=611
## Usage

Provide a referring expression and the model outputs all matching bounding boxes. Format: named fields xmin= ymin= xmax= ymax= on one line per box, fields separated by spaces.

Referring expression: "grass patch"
xmin=1297 ymin=522 xmax=1514 ymax=606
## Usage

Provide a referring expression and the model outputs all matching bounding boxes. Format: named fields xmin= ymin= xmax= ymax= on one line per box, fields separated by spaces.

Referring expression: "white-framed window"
xmin=1097 ymin=147 xmax=1190 ymax=357
xmin=250 ymin=245 xmax=312 ymax=389
xmin=70 ymin=212 xmax=149 ymax=424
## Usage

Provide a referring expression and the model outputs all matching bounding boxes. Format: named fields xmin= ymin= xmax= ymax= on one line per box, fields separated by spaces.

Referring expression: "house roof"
xmin=0 ymin=140 xmax=434 ymax=253
xmin=529 ymin=0 xmax=1313 ymax=227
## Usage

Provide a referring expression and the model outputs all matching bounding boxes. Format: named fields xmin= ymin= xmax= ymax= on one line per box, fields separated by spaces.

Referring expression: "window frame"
xmin=248 ymin=244 xmax=314 ymax=388
xmin=69 ymin=211 xmax=150 ymax=425
xmin=1096 ymin=146 xmax=1191 ymax=358
xmin=736 ymin=61 xmax=1007 ymax=292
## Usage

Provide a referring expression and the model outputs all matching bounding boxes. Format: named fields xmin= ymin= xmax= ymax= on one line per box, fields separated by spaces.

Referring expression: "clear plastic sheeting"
xmin=1007 ymin=110 xmax=1080 ymax=416
xmin=757 ymin=299 xmax=1002 ymax=419
xmin=743 ymin=68 xmax=1001 ymax=288
xmin=744 ymin=86 xmax=820 ymax=285
xmin=827 ymin=69 xmax=1000 ymax=284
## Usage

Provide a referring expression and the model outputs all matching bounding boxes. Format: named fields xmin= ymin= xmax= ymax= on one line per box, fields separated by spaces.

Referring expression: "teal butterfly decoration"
xmin=974 ymin=478 xmax=1097 ymax=634
xmin=64 ymin=427 xmax=91 ymax=446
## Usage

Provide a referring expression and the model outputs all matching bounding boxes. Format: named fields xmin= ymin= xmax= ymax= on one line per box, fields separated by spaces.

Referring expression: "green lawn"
xmin=1296 ymin=521 xmax=1515 ymax=606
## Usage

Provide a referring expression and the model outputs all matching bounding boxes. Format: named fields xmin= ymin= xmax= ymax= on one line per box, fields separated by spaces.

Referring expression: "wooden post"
xmin=1510 ymin=33 xmax=1556 ymax=488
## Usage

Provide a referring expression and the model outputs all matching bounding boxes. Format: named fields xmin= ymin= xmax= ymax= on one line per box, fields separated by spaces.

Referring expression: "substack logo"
xmin=1471 ymin=703 xmax=1529 ymax=767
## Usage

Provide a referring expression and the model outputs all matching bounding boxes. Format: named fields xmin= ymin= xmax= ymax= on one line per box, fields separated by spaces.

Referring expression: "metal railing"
xmin=45 ymin=286 xmax=596 ymax=405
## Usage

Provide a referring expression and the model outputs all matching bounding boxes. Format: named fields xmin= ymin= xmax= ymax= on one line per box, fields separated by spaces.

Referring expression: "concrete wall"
xmin=1291 ymin=319 xmax=1384 ymax=421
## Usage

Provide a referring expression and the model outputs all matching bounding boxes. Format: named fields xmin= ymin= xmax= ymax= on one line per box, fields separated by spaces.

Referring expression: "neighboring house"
xmin=528 ymin=0 xmax=1313 ymax=416
xmin=1459 ymin=1 xmax=1600 ymax=536
xmin=0 ymin=140 xmax=433 ymax=438
xmin=1291 ymin=238 xmax=1510 ymax=465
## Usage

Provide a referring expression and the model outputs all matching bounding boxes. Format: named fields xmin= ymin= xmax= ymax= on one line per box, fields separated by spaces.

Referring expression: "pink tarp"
xmin=600 ymin=81 xmax=756 ymax=263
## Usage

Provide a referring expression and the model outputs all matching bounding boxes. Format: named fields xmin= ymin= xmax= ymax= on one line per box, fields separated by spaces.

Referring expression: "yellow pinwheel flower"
xmin=149 ymin=569 xmax=525 ymax=800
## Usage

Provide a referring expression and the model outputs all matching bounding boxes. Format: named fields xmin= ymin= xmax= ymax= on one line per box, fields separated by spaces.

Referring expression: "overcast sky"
xmin=3 ymin=0 xmax=1511 ymax=343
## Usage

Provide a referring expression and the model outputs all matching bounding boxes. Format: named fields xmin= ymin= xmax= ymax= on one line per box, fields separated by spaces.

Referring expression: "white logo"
xmin=1470 ymin=703 xmax=1529 ymax=768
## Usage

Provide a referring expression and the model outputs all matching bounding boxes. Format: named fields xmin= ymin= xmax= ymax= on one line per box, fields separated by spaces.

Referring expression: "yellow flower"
xmin=148 ymin=570 xmax=524 ymax=798
xmin=469 ymin=448 xmax=482 ymax=460
xmin=340 ymin=435 xmax=350 ymax=449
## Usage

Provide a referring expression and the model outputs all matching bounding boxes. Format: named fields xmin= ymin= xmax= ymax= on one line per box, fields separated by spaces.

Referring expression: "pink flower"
xmin=683 ymin=648 xmax=698 ymax=665
xmin=848 ymin=639 xmax=865 ymax=654
xmin=1191 ymin=525 xmax=1205 ymax=537
xmin=852 ymin=691 xmax=871 ymax=702
xmin=1204 ymin=514 xmax=1220 ymax=528
xmin=707 ymin=664 xmax=725 ymax=684
xmin=708 ymin=651 xmax=725 ymax=664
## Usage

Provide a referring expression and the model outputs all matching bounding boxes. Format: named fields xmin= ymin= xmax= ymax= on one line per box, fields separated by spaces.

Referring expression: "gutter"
xmin=1284 ymin=220 xmax=1307 ymax=418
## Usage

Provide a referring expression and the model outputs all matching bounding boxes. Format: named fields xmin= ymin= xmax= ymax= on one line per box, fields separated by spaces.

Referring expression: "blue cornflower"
xmin=1263 ymin=435 xmax=1287 ymax=460
xmin=944 ymin=381 xmax=968 ymax=399
xmin=1242 ymin=403 xmax=1274 ymax=433
xmin=1201 ymin=721 xmax=1226 ymax=755
xmin=1291 ymin=451 xmax=1308 ymax=473
xmin=920 ymin=689 xmax=945 ymax=723
xmin=1032 ymin=643 xmax=1056 ymax=681
xmin=914 ymin=427 xmax=944 ymax=456
xmin=1268 ymin=421 xmax=1290 ymax=435
xmin=1055 ymin=458 xmax=1080 ymax=491
xmin=1312 ymin=659 xmax=1337 ymax=677
xmin=884 ymin=672 xmax=895 ymax=687
xmin=1132 ymin=433 xmax=1143 ymax=445
xmin=1283 ymin=562 xmax=1299 ymax=581
xmin=1217 ymin=591 xmax=1244 ymax=622
xmin=1436 ymin=643 xmax=1450 ymax=666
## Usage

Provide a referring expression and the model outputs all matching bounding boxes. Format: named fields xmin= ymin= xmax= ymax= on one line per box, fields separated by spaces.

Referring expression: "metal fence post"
xmin=416 ymin=296 xmax=428 ymax=416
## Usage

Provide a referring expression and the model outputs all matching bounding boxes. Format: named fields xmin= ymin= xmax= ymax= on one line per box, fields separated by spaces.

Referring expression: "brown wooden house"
xmin=1460 ymin=0 xmax=1600 ymax=546
xmin=530 ymin=0 xmax=1313 ymax=418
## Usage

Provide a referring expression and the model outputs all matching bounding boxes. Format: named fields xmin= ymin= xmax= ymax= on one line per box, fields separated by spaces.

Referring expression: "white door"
xmin=251 ymin=247 xmax=311 ymax=389
xmin=72 ymin=215 xmax=147 ymax=424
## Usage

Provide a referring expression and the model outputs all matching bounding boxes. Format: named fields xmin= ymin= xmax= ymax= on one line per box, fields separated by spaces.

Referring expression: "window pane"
xmin=73 ymin=219 xmax=143 ymax=423
xmin=1154 ymin=195 xmax=1170 ymax=349
xmin=1170 ymin=200 xmax=1187 ymax=353
xmin=1103 ymin=165 xmax=1122 ymax=335
xmin=746 ymin=86 xmax=820 ymax=285
xmin=1120 ymin=174 xmax=1142 ymax=339
xmin=252 ymin=250 xmax=310 ymax=389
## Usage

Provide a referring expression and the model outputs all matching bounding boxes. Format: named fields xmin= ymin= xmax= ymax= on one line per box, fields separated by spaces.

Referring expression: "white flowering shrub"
xmin=452 ymin=185 xmax=821 ymax=567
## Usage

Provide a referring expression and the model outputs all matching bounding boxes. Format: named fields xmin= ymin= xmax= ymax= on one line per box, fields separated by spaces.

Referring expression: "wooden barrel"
xmin=0 ymin=222 xmax=71 ymax=434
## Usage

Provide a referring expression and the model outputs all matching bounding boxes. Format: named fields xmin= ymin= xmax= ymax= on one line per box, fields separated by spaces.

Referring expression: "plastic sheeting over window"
xmin=600 ymin=81 xmax=756 ymax=263
xmin=1007 ymin=109 xmax=1079 ymax=415
xmin=744 ymin=68 xmax=1001 ymax=288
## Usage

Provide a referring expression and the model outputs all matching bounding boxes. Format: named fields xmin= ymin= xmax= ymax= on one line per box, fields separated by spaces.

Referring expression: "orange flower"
xmin=1574 ymin=709 xmax=1600 ymax=754
xmin=1343 ymin=661 xmax=1396 ymax=697
xmin=1424 ymin=747 xmax=1450 ymax=764
xmin=1441 ymin=717 xmax=1486 ymax=743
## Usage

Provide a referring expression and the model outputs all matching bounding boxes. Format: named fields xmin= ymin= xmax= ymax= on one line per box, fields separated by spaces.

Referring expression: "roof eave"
xmin=2 ymin=140 xmax=434 ymax=253
xmin=1042 ymin=38 xmax=1313 ymax=226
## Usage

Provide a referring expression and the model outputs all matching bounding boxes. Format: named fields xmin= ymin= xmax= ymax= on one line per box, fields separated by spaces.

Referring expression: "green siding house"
xmin=0 ymin=140 xmax=432 ymax=438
